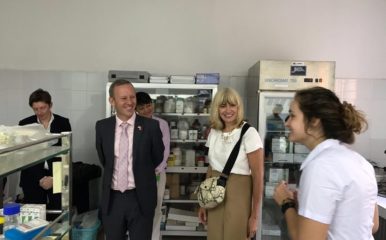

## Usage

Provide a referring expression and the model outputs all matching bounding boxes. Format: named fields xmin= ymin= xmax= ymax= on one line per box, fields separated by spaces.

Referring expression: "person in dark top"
xmin=264 ymin=104 xmax=285 ymax=158
xmin=18 ymin=89 xmax=71 ymax=217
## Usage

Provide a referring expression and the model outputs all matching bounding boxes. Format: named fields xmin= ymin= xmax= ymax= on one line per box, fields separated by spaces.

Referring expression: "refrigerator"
xmin=246 ymin=60 xmax=335 ymax=240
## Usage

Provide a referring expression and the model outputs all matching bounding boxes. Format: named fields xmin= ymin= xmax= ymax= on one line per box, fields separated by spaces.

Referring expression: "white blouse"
xmin=205 ymin=123 xmax=263 ymax=175
xmin=298 ymin=139 xmax=377 ymax=240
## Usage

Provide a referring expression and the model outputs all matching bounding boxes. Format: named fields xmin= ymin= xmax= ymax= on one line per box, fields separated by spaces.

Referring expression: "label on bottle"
xmin=170 ymin=129 xmax=179 ymax=139
xmin=176 ymin=99 xmax=184 ymax=113
xmin=179 ymin=130 xmax=188 ymax=140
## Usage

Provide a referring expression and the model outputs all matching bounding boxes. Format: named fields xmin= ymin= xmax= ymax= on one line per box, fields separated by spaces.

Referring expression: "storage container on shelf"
xmin=3 ymin=203 xmax=21 ymax=232
xmin=72 ymin=220 xmax=101 ymax=240
xmin=163 ymin=96 xmax=176 ymax=113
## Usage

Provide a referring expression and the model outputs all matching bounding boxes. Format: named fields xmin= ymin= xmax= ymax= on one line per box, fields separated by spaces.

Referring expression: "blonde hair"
xmin=209 ymin=88 xmax=244 ymax=130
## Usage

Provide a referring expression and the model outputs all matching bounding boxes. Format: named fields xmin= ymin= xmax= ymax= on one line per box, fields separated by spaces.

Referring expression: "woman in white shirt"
xmin=198 ymin=87 xmax=264 ymax=240
xmin=273 ymin=86 xmax=379 ymax=240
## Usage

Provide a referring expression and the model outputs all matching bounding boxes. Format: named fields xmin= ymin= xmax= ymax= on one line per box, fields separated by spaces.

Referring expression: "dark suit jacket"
xmin=18 ymin=114 xmax=71 ymax=202
xmin=95 ymin=115 xmax=164 ymax=216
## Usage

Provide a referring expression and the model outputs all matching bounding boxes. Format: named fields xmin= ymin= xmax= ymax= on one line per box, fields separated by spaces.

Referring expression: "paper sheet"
xmin=52 ymin=161 xmax=62 ymax=194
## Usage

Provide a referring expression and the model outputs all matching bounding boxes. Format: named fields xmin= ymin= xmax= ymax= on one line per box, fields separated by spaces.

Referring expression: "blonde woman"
xmin=198 ymin=87 xmax=264 ymax=240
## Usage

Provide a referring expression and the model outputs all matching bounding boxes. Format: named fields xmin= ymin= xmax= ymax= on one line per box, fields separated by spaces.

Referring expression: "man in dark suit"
xmin=18 ymin=88 xmax=71 ymax=217
xmin=96 ymin=79 xmax=164 ymax=240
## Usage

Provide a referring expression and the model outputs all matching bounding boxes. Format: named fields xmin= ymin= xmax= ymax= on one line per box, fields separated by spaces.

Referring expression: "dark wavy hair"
xmin=295 ymin=86 xmax=367 ymax=144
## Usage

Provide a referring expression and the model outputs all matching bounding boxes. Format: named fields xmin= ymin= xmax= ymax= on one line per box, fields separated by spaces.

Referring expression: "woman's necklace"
xmin=222 ymin=128 xmax=235 ymax=143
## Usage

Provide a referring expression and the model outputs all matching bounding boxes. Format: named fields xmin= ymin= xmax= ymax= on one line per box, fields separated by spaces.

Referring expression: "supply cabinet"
xmin=0 ymin=132 xmax=72 ymax=239
xmin=106 ymin=82 xmax=217 ymax=238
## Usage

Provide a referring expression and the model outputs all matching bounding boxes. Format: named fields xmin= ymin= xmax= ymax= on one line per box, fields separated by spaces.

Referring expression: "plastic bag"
xmin=0 ymin=123 xmax=57 ymax=150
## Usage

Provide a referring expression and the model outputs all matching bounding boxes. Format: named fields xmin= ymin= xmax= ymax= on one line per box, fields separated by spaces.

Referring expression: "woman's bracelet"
xmin=281 ymin=198 xmax=296 ymax=214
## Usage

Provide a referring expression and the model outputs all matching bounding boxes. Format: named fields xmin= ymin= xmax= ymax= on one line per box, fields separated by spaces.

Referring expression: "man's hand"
xmin=39 ymin=176 xmax=53 ymax=190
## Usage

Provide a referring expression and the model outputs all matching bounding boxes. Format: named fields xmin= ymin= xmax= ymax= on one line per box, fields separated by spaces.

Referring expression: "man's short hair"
xmin=29 ymin=88 xmax=52 ymax=107
xmin=136 ymin=92 xmax=152 ymax=106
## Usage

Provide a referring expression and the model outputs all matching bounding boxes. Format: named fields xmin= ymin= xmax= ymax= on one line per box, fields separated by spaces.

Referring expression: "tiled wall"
xmin=0 ymin=70 xmax=107 ymax=166
xmin=335 ymin=78 xmax=386 ymax=167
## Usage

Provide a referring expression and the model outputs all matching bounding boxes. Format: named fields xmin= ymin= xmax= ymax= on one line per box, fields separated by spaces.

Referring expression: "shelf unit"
xmin=107 ymin=83 xmax=216 ymax=239
xmin=161 ymin=165 xmax=208 ymax=238
xmin=0 ymin=133 xmax=72 ymax=239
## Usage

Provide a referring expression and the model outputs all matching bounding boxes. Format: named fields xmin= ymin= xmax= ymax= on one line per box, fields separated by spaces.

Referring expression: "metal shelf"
xmin=133 ymin=83 xmax=218 ymax=90
xmin=156 ymin=113 xmax=210 ymax=117
xmin=161 ymin=230 xmax=207 ymax=236
xmin=163 ymin=199 xmax=199 ymax=203
xmin=166 ymin=166 xmax=208 ymax=173
xmin=0 ymin=132 xmax=72 ymax=239
xmin=170 ymin=139 xmax=206 ymax=143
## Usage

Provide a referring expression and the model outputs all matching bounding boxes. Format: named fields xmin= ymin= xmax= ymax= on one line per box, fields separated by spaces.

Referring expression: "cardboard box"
xmin=293 ymin=153 xmax=308 ymax=163
xmin=20 ymin=204 xmax=46 ymax=223
xmin=195 ymin=73 xmax=220 ymax=84
xmin=272 ymin=153 xmax=293 ymax=163
xmin=271 ymin=137 xmax=288 ymax=153
xmin=168 ymin=208 xmax=200 ymax=223
xmin=294 ymin=143 xmax=310 ymax=154
xmin=268 ymin=168 xmax=289 ymax=183
xmin=264 ymin=182 xmax=276 ymax=198
xmin=167 ymin=173 xmax=180 ymax=185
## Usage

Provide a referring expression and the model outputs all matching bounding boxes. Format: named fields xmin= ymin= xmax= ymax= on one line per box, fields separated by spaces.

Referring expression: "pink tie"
xmin=118 ymin=122 xmax=129 ymax=192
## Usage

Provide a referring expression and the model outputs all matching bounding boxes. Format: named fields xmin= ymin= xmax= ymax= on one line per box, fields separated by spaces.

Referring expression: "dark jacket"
xmin=95 ymin=115 xmax=164 ymax=216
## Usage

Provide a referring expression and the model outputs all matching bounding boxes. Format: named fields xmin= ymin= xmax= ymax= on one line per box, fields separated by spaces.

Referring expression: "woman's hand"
xmin=198 ymin=207 xmax=207 ymax=225
xmin=248 ymin=216 xmax=258 ymax=239
xmin=273 ymin=180 xmax=295 ymax=206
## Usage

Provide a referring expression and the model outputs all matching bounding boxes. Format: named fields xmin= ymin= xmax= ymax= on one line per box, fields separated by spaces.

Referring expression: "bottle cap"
xmin=3 ymin=203 xmax=21 ymax=215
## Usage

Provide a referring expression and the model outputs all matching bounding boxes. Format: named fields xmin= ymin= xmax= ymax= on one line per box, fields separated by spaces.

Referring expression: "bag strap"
xmin=220 ymin=122 xmax=250 ymax=178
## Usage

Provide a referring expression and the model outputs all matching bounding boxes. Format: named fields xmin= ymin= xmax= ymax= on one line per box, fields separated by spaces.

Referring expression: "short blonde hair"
xmin=210 ymin=87 xmax=244 ymax=130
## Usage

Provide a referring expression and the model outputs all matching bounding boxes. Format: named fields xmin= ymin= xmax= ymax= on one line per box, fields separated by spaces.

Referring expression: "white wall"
xmin=1 ymin=0 xmax=386 ymax=78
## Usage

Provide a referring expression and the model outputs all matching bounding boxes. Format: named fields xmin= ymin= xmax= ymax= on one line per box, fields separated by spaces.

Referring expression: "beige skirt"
xmin=207 ymin=170 xmax=252 ymax=240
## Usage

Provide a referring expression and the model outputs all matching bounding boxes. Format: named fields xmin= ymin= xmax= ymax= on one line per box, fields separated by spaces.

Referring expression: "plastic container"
xmin=183 ymin=97 xmax=195 ymax=113
xmin=155 ymin=96 xmax=166 ymax=113
xmin=170 ymin=121 xmax=179 ymax=140
xmin=72 ymin=220 xmax=100 ymax=240
xmin=175 ymin=98 xmax=184 ymax=113
xmin=4 ymin=226 xmax=51 ymax=240
xmin=3 ymin=203 xmax=21 ymax=232
xmin=171 ymin=147 xmax=182 ymax=166
xmin=177 ymin=119 xmax=189 ymax=140
xmin=0 ymin=215 xmax=4 ymax=239
xmin=163 ymin=96 xmax=176 ymax=113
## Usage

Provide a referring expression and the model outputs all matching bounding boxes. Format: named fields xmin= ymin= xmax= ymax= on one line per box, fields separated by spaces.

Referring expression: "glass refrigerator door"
xmin=258 ymin=91 xmax=304 ymax=240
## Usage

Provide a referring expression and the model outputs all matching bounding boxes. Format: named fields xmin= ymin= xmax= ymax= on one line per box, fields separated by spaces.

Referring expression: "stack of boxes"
xmin=265 ymin=168 xmax=289 ymax=198
xmin=272 ymin=136 xmax=293 ymax=163
xmin=166 ymin=174 xmax=180 ymax=199
xmin=271 ymin=136 xmax=309 ymax=164
xmin=165 ymin=208 xmax=200 ymax=231
xmin=19 ymin=204 xmax=46 ymax=224
xmin=293 ymin=143 xmax=310 ymax=163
